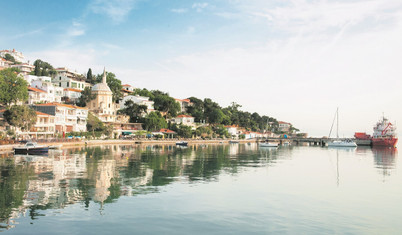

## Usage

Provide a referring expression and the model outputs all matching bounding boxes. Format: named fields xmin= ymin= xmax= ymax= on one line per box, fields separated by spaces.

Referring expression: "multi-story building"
xmin=28 ymin=87 xmax=48 ymax=104
xmin=32 ymin=103 xmax=88 ymax=133
xmin=171 ymin=115 xmax=195 ymax=129
xmin=175 ymin=98 xmax=193 ymax=113
xmin=0 ymin=49 xmax=26 ymax=63
xmin=10 ymin=63 xmax=35 ymax=75
xmin=52 ymin=67 xmax=89 ymax=91
xmin=278 ymin=121 xmax=291 ymax=133
xmin=29 ymin=75 xmax=63 ymax=103
xmin=63 ymin=88 xmax=82 ymax=103
xmin=119 ymin=95 xmax=155 ymax=114
xmin=121 ymin=84 xmax=135 ymax=97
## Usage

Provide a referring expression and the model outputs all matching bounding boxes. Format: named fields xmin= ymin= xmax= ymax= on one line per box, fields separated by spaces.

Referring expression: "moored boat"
xmin=259 ymin=142 xmax=278 ymax=147
xmin=13 ymin=142 xmax=49 ymax=155
xmin=176 ymin=141 xmax=188 ymax=146
xmin=372 ymin=116 xmax=398 ymax=148
xmin=327 ymin=108 xmax=357 ymax=147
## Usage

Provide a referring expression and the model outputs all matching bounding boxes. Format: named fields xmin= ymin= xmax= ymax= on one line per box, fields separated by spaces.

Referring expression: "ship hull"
xmin=372 ymin=138 xmax=398 ymax=148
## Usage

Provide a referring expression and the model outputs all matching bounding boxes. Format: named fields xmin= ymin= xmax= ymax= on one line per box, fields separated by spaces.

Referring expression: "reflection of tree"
xmin=0 ymin=158 xmax=34 ymax=226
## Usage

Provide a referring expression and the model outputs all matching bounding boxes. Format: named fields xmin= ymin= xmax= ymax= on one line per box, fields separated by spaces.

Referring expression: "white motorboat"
xmin=259 ymin=142 xmax=278 ymax=147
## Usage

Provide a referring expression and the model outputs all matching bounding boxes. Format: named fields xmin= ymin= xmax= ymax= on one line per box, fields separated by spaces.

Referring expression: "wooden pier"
xmin=259 ymin=137 xmax=371 ymax=147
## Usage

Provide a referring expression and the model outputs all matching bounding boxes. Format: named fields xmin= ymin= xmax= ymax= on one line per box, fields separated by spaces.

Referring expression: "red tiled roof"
xmin=175 ymin=98 xmax=191 ymax=103
xmin=64 ymin=88 xmax=82 ymax=92
xmin=279 ymin=121 xmax=291 ymax=124
xmin=122 ymin=84 xmax=131 ymax=87
xmin=35 ymin=102 xmax=88 ymax=110
xmin=176 ymin=115 xmax=193 ymax=118
xmin=28 ymin=87 xmax=46 ymax=93
xmin=158 ymin=129 xmax=176 ymax=134
xmin=35 ymin=111 xmax=53 ymax=116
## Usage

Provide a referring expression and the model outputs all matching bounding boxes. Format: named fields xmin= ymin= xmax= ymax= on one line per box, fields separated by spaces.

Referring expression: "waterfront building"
xmin=32 ymin=103 xmax=88 ymax=133
xmin=88 ymin=68 xmax=117 ymax=122
xmin=119 ymin=95 xmax=155 ymax=114
xmin=171 ymin=115 xmax=195 ymax=128
xmin=0 ymin=49 xmax=26 ymax=63
xmin=52 ymin=67 xmax=89 ymax=91
xmin=225 ymin=125 xmax=239 ymax=138
xmin=278 ymin=121 xmax=291 ymax=133
xmin=174 ymin=98 xmax=193 ymax=113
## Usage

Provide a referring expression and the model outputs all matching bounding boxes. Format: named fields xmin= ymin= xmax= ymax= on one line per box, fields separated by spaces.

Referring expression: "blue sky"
xmin=1 ymin=0 xmax=402 ymax=137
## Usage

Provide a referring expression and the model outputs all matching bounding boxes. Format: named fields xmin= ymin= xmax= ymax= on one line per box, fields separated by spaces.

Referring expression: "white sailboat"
xmin=327 ymin=108 xmax=357 ymax=147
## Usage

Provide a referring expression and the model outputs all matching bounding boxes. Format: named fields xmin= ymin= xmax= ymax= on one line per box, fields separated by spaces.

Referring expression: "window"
xmin=67 ymin=82 xmax=69 ymax=87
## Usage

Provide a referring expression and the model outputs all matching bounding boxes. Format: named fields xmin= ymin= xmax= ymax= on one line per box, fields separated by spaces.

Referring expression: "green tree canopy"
xmin=0 ymin=69 xmax=28 ymax=107
xmin=3 ymin=54 xmax=16 ymax=64
xmin=86 ymin=68 xmax=94 ymax=84
xmin=77 ymin=87 xmax=96 ymax=107
xmin=87 ymin=112 xmax=105 ymax=132
xmin=3 ymin=105 xmax=37 ymax=131
xmin=32 ymin=59 xmax=56 ymax=76
xmin=143 ymin=112 xmax=167 ymax=131
xmin=119 ymin=100 xmax=147 ymax=123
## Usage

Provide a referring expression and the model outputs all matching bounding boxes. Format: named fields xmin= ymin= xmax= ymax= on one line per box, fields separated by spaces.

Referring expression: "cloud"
xmin=171 ymin=8 xmax=188 ymax=14
xmin=192 ymin=2 xmax=208 ymax=12
xmin=67 ymin=21 xmax=85 ymax=37
xmin=89 ymin=0 xmax=138 ymax=23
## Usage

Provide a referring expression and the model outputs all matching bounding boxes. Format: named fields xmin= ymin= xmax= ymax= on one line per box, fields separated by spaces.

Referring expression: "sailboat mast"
xmin=336 ymin=107 xmax=339 ymax=139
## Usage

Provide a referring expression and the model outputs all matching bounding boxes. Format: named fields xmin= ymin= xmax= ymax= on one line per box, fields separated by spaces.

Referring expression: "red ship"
xmin=354 ymin=116 xmax=398 ymax=148
xmin=372 ymin=116 xmax=398 ymax=148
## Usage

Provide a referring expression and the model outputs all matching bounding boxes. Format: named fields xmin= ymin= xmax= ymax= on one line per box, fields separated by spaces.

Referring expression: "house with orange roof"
xmin=63 ymin=88 xmax=82 ymax=103
xmin=171 ymin=115 xmax=195 ymax=128
xmin=30 ymin=75 xmax=63 ymax=103
xmin=278 ymin=121 xmax=291 ymax=133
xmin=122 ymin=84 xmax=135 ymax=96
xmin=28 ymin=86 xmax=48 ymax=104
xmin=0 ymin=49 xmax=26 ymax=63
xmin=32 ymin=102 xmax=88 ymax=133
xmin=174 ymin=98 xmax=193 ymax=113
xmin=0 ymin=57 xmax=12 ymax=70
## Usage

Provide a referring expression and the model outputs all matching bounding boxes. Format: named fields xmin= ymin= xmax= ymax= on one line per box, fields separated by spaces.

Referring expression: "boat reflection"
xmin=372 ymin=147 xmax=397 ymax=178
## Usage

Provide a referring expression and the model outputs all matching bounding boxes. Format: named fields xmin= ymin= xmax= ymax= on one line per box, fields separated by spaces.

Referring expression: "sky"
xmin=1 ymin=0 xmax=402 ymax=137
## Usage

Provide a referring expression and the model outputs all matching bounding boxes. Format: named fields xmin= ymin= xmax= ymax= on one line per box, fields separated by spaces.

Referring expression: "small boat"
xmin=176 ymin=141 xmax=188 ymax=146
xmin=13 ymin=142 xmax=49 ymax=155
xmin=229 ymin=140 xmax=239 ymax=144
xmin=327 ymin=108 xmax=357 ymax=147
xmin=259 ymin=142 xmax=278 ymax=147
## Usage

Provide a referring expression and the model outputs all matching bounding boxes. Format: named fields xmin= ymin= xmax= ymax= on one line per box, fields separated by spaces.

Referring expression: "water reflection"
xmin=0 ymin=144 xmax=399 ymax=231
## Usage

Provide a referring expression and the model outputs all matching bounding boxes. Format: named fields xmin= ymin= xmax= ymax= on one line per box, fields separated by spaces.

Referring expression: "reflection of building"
xmin=92 ymin=159 xmax=116 ymax=203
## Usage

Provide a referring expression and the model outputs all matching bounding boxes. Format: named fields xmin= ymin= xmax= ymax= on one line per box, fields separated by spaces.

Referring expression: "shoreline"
xmin=0 ymin=139 xmax=257 ymax=153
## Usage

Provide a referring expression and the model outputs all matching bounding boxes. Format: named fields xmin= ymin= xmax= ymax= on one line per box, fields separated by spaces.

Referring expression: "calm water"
xmin=0 ymin=143 xmax=401 ymax=234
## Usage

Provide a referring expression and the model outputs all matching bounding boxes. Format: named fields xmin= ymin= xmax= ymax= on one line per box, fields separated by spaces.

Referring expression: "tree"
xmin=3 ymin=105 xmax=37 ymax=132
xmin=32 ymin=59 xmax=55 ymax=76
xmin=119 ymin=100 xmax=147 ymax=123
xmin=187 ymin=97 xmax=204 ymax=122
xmin=213 ymin=124 xmax=230 ymax=138
xmin=86 ymin=68 xmax=93 ymax=84
xmin=3 ymin=54 xmax=16 ymax=64
xmin=86 ymin=112 xmax=105 ymax=132
xmin=77 ymin=87 xmax=96 ymax=107
xmin=143 ymin=112 xmax=167 ymax=131
xmin=196 ymin=126 xmax=213 ymax=138
xmin=173 ymin=124 xmax=193 ymax=138
xmin=0 ymin=69 xmax=28 ymax=107
xmin=151 ymin=90 xmax=180 ymax=118
xmin=95 ymin=72 xmax=123 ymax=102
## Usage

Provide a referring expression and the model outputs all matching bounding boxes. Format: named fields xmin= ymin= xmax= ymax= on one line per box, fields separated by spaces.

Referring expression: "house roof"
xmin=279 ymin=121 xmax=291 ymax=125
xmin=36 ymin=111 xmax=53 ymax=116
xmin=158 ymin=128 xmax=176 ymax=134
xmin=176 ymin=115 xmax=193 ymax=118
xmin=122 ymin=84 xmax=131 ymax=87
xmin=28 ymin=87 xmax=46 ymax=93
xmin=35 ymin=102 xmax=88 ymax=110
xmin=175 ymin=98 xmax=191 ymax=103
xmin=64 ymin=88 xmax=82 ymax=92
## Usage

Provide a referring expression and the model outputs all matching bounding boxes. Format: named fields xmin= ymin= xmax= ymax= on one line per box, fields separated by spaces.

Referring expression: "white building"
xmin=28 ymin=87 xmax=48 ymax=104
xmin=171 ymin=115 xmax=195 ymax=127
xmin=278 ymin=121 xmax=291 ymax=132
xmin=33 ymin=103 xmax=88 ymax=133
xmin=29 ymin=75 xmax=63 ymax=103
xmin=225 ymin=125 xmax=239 ymax=137
xmin=119 ymin=95 xmax=155 ymax=114
xmin=52 ymin=67 xmax=89 ymax=91
xmin=175 ymin=98 xmax=193 ymax=113
xmin=10 ymin=63 xmax=35 ymax=75
xmin=0 ymin=57 xmax=12 ymax=69
xmin=63 ymin=88 xmax=82 ymax=103
xmin=0 ymin=49 xmax=26 ymax=63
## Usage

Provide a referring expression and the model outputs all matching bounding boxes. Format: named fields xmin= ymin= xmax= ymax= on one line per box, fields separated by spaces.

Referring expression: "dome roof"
xmin=92 ymin=83 xmax=111 ymax=92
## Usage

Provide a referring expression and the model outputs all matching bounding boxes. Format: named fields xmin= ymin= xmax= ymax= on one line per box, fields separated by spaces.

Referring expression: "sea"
xmin=0 ymin=143 xmax=401 ymax=234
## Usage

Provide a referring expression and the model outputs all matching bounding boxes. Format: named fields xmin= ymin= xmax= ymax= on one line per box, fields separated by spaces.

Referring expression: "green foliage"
xmin=151 ymin=90 xmax=180 ymax=118
xmin=196 ymin=126 xmax=213 ymax=138
xmin=0 ymin=69 xmax=28 ymax=106
xmin=96 ymin=72 xmax=123 ymax=102
xmin=119 ymin=100 xmax=147 ymax=123
xmin=134 ymin=88 xmax=154 ymax=99
xmin=3 ymin=105 xmax=37 ymax=131
xmin=3 ymin=53 xmax=16 ymax=63
xmin=32 ymin=59 xmax=56 ymax=76
xmin=187 ymin=97 xmax=204 ymax=122
xmin=86 ymin=112 xmax=105 ymax=132
xmin=172 ymin=124 xmax=193 ymax=138
xmin=77 ymin=87 xmax=96 ymax=107
xmin=86 ymin=68 xmax=93 ymax=84
xmin=213 ymin=124 xmax=230 ymax=138
xmin=143 ymin=112 xmax=167 ymax=131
